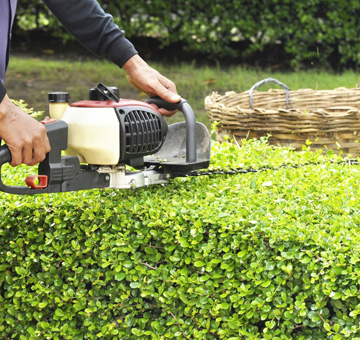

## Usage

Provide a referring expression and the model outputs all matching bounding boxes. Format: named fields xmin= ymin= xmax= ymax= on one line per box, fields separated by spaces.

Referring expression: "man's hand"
xmin=0 ymin=95 xmax=51 ymax=167
xmin=123 ymin=55 xmax=181 ymax=116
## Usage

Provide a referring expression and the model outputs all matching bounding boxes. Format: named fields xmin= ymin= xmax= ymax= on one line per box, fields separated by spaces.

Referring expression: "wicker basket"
xmin=205 ymin=78 xmax=360 ymax=156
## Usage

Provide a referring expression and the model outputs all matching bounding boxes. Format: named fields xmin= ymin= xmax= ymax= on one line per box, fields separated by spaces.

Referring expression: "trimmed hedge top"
xmin=1 ymin=136 xmax=360 ymax=339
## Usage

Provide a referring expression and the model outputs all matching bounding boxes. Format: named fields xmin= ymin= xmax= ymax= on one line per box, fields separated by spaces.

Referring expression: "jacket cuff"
xmin=0 ymin=82 xmax=6 ymax=103
xmin=106 ymin=35 xmax=138 ymax=68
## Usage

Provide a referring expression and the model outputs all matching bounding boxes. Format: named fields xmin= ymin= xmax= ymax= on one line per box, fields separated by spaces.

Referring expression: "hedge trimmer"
xmin=1 ymin=83 xmax=359 ymax=195
xmin=0 ymin=84 xmax=211 ymax=195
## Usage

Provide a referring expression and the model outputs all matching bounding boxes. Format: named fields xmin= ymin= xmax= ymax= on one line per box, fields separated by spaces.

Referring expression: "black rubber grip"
xmin=0 ymin=145 xmax=12 ymax=165
xmin=146 ymin=96 xmax=182 ymax=111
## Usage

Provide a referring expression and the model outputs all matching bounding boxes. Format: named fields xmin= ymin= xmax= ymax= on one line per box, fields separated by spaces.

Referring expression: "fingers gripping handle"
xmin=146 ymin=97 xmax=197 ymax=163
xmin=0 ymin=142 xmax=45 ymax=194
xmin=0 ymin=120 xmax=68 ymax=195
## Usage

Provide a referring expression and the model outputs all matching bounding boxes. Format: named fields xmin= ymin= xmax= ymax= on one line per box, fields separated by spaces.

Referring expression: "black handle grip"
xmin=146 ymin=97 xmax=197 ymax=163
xmin=0 ymin=145 xmax=12 ymax=166
xmin=146 ymin=96 xmax=182 ymax=112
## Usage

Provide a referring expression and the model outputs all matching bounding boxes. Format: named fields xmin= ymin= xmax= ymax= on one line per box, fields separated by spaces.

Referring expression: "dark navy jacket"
xmin=0 ymin=0 xmax=17 ymax=100
xmin=0 ymin=0 xmax=138 ymax=103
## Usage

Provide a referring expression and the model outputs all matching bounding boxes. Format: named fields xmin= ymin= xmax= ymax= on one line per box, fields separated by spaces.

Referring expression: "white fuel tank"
xmin=59 ymin=106 xmax=120 ymax=165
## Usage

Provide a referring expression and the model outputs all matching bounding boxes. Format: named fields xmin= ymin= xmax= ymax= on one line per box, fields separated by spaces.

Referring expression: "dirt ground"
xmin=6 ymin=72 xmax=139 ymax=117
xmin=6 ymin=54 xmax=140 ymax=116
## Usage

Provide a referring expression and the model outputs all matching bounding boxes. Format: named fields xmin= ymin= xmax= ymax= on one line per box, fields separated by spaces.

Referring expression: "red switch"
xmin=25 ymin=175 xmax=48 ymax=189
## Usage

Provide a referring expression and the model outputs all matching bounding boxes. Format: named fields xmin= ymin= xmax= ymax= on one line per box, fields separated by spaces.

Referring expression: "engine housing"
xmin=49 ymin=97 xmax=168 ymax=166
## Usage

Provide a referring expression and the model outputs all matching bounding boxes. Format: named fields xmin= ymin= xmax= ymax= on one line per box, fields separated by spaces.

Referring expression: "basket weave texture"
xmin=205 ymin=81 xmax=360 ymax=156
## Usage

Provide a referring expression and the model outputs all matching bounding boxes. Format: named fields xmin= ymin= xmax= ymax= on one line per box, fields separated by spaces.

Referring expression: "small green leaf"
xmin=115 ymin=273 xmax=126 ymax=281
xmin=324 ymin=323 xmax=331 ymax=332
xmin=266 ymin=320 xmax=276 ymax=329
xmin=330 ymin=292 xmax=342 ymax=300
xmin=39 ymin=302 xmax=48 ymax=309
xmin=54 ymin=309 xmax=65 ymax=318
xmin=130 ymin=282 xmax=139 ymax=289
xmin=333 ymin=324 xmax=340 ymax=333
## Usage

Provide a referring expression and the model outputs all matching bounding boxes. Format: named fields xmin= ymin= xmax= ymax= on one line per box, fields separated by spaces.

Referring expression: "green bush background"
xmin=2 ymin=133 xmax=360 ymax=339
xmin=14 ymin=0 xmax=360 ymax=69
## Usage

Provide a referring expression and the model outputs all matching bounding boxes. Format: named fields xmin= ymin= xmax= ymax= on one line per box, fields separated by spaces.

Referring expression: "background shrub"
xmin=13 ymin=0 xmax=360 ymax=69
xmin=2 ymin=127 xmax=360 ymax=338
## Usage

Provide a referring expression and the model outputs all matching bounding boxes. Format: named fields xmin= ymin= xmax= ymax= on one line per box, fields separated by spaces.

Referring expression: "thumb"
xmin=155 ymin=76 xmax=181 ymax=103
xmin=158 ymin=89 xmax=181 ymax=103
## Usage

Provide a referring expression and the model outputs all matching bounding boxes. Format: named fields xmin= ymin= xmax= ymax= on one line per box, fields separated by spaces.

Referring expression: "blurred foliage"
xmin=13 ymin=1 xmax=360 ymax=69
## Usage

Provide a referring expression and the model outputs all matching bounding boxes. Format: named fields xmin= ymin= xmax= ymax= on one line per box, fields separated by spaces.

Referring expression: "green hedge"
xmin=14 ymin=0 xmax=360 ymax=69
xmin=1 ymin=132 xmax=360 ymax=339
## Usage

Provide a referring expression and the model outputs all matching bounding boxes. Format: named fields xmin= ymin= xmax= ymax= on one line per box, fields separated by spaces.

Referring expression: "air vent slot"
xmin=124 ymin=110 xmax=164 ymax=154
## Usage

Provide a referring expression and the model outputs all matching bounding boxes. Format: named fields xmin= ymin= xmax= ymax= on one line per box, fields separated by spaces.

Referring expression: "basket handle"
xmin=249 ymin=78 xmax=292 ymax=110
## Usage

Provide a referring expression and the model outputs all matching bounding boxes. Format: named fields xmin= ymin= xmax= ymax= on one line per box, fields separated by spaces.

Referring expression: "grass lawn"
xmin=5 ymin=54 xmax=360 ymax=128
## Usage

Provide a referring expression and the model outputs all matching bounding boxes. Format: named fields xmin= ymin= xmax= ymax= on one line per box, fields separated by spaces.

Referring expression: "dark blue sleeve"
xmin=42 ymin=0 xmax=138 ymax=67
xmin=0 ymin=81 xmax=6 ymax=103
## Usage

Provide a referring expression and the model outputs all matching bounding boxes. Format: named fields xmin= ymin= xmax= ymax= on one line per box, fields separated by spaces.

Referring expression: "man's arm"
xmin=42 ymin=0 xmax=181 ymax=114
